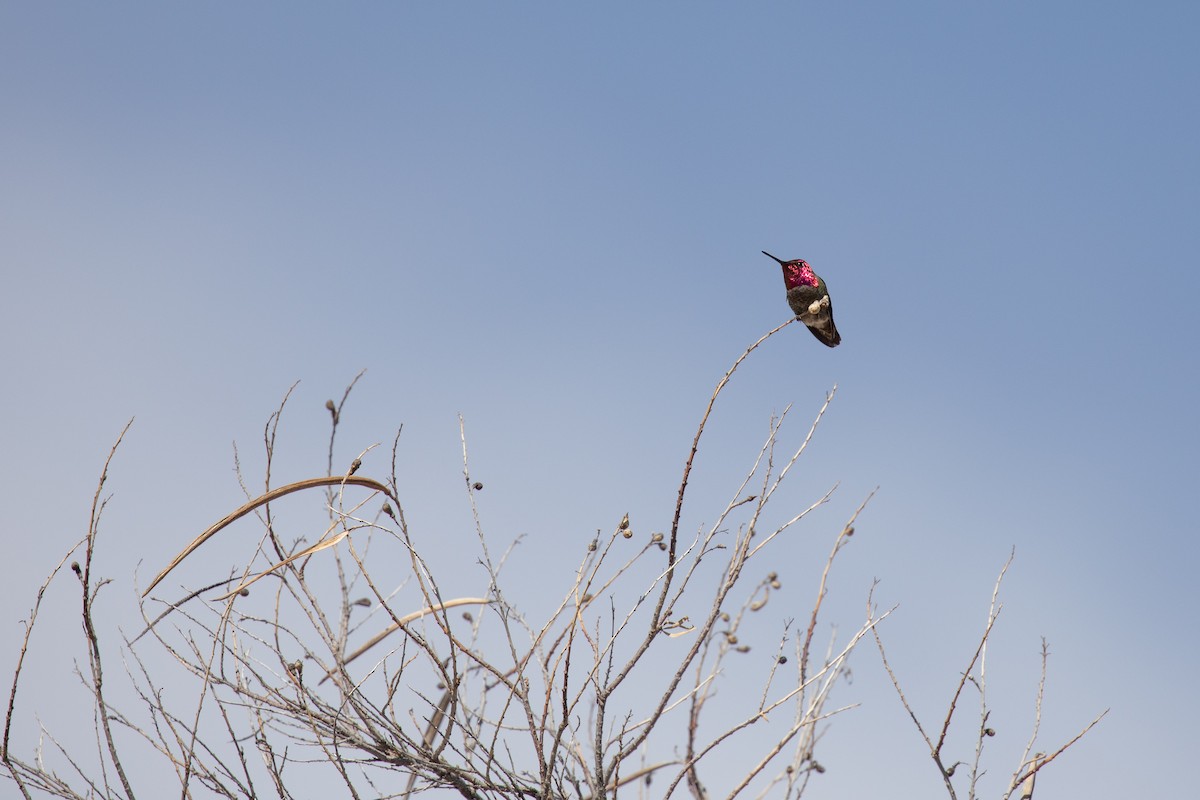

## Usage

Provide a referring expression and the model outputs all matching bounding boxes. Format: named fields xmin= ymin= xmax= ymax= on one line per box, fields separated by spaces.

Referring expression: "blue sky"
xmin=2 ymin=4 xmax=1196 ymax=797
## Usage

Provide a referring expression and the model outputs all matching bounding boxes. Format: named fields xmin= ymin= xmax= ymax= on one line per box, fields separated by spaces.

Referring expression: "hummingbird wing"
xmin=787 ymin=287 xmax=841 ymax=347
xmin=804 ymin=311 xmax=841 ymax=348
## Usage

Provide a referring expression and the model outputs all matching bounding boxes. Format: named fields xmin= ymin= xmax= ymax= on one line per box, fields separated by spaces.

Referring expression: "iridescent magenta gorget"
xmin=784 ymin=261 xmax=819 ymax=290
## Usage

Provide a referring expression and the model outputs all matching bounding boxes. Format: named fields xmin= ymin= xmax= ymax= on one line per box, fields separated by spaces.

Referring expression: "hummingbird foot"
xmin=807 ymin=295 xmax=830 ymax=316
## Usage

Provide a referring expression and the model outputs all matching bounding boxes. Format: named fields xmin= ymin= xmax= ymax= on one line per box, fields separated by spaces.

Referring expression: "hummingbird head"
xmin=762 ymin=251 xmax=819 ymax=290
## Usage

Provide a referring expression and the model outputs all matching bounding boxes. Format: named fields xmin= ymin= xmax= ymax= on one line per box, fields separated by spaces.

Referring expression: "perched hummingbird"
xmin=761 ymin=251 xmax=841 ymax=347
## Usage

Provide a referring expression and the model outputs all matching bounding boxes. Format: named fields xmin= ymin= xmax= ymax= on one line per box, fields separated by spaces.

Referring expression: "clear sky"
xmin=2 ymin=4 xmax=1196 ymax=798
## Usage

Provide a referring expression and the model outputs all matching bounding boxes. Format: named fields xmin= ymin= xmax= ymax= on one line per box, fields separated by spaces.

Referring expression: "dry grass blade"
xmin=213 ymin=529 xmax=353 ymax=600
xmin=319 ymin=597 xmax=494 ymax=684
xmin=142 ymin=474 xmax=392 ymax=596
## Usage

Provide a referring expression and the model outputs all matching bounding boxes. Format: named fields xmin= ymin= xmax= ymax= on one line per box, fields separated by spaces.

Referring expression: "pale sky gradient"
xmin=2 ymin=4 xmax=1197 ymax=798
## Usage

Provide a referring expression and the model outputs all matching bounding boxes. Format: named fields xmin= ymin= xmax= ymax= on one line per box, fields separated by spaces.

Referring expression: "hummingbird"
xmin=761 ymin=251 xmax=841 ymax=347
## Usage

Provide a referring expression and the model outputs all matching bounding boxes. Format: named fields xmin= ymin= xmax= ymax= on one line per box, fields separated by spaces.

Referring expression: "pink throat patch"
xmin=786 ymin=262 xmax=819 ymax=289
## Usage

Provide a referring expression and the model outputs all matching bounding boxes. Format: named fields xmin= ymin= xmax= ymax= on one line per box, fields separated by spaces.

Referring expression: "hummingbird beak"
xmin=761 ymin=251 xmax=786 ymax=265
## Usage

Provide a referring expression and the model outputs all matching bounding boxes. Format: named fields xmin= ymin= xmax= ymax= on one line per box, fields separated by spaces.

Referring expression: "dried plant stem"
xmin=874 ymin=552 xmax=1105 ymax=800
